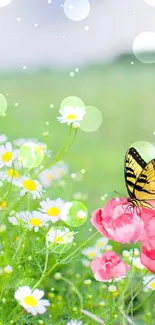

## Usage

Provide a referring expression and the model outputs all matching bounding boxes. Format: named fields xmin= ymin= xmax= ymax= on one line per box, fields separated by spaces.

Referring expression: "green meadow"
xmin=1 ymin=57 xmax=155 ymax=325
xmin=1 ymin=58 xmax=155 ymax=210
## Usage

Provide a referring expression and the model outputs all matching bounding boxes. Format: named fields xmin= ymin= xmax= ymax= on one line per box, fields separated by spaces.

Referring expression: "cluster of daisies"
xmin=0 ymin=130 xmax=87 ymax=319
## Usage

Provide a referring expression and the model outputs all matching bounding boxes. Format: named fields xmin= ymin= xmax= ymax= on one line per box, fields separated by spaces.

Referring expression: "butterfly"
xmin=124 ymin=147 xmax=155 ymax=209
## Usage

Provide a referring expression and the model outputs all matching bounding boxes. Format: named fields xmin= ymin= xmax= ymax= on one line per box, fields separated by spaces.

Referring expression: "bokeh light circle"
xmin=80 ymin=105 xmax=102 ymax=132
xmin=133 ymin=32 xmax=155 ymax=64
xmin=0 ymin=0 xmax=12 ymax=7
xmin=130 ymin=141 xmax=155 ymax=162
xmin=144 ymin=0 xmax=155 ymax=7
xmin=0 ymin=94 xmax=7 ymax=115
xmin=60 ymin=96 xmax=85 ymax=111
xmin=64 ymin=0 xmax=90 ymax=21
xmin=18 ymin=142 xmax=44 ymax=169
xmin=62 ymin=201 xmax=88 ymax=227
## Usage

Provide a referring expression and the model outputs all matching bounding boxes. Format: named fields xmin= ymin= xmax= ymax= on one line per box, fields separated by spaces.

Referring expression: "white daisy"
xmin=39 ymin=198 xmax=65 ymax=222
xmin=66 ymin=320 xmax=82 ymax=325
xmin=4 ymin=168 xmax=20 ymax=185
xmin=143 ymin=276 xmax=155 ymax=290
xmin=17 ymin=177 xmax=44 ymax=199
xmin=81 ymin=247 xmax=101 ymax=260
xmin=0 ymin=142 xmax=18 ymax=168
xmin=46 ymin=226 xmax=74 ymax=244
xmin=57 ymin=106 xmax=86 ymax=126
xmin=14 ymin=286 xmax=50 ymax=316
xmin=9 ymin=211 xmax=48 ymax=232
xmin=95 ymin=237 xmax=109 ymax=250
xmin=39 ymin=162 xmax=68 ymax=188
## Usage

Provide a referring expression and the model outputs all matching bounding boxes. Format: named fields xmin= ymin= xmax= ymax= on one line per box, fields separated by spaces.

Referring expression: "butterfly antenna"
xmin=114 ymin=190 xmax=125 ymax=198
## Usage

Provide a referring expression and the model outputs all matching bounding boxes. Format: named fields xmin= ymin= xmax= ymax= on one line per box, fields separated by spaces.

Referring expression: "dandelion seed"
xmin=14 ymin=102 xmax=19 ymax=107
xmin=14 ymin=286 xmax=50 ymax=316
xmin=17 ymin=17 xmax=21 ymax=22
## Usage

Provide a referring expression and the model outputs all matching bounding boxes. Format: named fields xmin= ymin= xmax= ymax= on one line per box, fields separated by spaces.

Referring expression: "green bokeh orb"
xmin=18 ymin=142 xmax=44 ymax=169
xmin=63 ymin=201 xmax=88 ymax=227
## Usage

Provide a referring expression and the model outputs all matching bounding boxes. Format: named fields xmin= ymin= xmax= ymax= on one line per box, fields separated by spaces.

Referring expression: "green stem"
xmin=61 ymin=276 xmax=83 ymax=309
xmin=132 ymin=291 xmax=155 ymax=312
xmin=62 ymin=231 xmax=98 ymax=263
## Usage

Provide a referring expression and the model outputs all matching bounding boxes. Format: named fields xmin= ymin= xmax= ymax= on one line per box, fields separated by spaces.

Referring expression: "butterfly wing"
xmin=124 ymin=147 xmax=147 ymax=198
xmin=134 ymin=159 xmax=155 ymax=201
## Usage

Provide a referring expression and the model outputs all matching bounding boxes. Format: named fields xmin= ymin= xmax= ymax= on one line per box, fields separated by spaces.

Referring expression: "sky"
xmin=0 ymin=0 xmax=155 ymax=69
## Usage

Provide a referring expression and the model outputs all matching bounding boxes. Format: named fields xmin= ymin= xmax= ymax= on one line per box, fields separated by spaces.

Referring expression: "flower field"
xmin=0 ymin=61 xmax=155 ymax=325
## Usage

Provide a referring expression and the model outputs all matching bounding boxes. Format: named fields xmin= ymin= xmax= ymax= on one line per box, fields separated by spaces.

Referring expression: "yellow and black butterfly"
xmin=125 ymin=147 xmax=155 ymax=209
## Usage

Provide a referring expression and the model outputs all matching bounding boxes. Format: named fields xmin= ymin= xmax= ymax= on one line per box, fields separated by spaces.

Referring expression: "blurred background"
xmin=0 ymin=0 xmax=155 ymax=210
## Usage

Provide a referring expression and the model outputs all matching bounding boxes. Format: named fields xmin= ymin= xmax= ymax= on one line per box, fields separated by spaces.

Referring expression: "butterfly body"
xmin=125 ymin=147 xmax=155 ymax=209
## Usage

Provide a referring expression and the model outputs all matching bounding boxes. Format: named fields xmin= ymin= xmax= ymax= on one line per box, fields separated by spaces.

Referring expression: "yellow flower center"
xmin=47 ymin=207 xmax=60 ymax=217
xmin=66 ymin=114 xmax=77 ymax=121
xmin=23 ymin=179 xmax=37 ymax=191
xmin=30 ymin=218 xmax=41 ymax=227
xmin=47 ymin=174 xmax=53 ymax=180
xmin=151 ymin=282 xmax=155 ymax=290
xmin=24 ymin=295 xmax=37 ymax=307
xmin=88 ymin=252 xmax=96 ymax=258
xmin=7 ymin=169 xmax=19 ymax=178
xmin=97 ymin=241 xmax=105 ymax=248
xmin=2 ymin=152 xmax=13 ymax=162
xmin=54 ymin=235 xmax=65 ymax=243
xmin=0 ymin=201 xmax=6 ymax=209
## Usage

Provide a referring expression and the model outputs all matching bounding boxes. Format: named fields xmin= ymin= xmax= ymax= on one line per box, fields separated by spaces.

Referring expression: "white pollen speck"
xmin=17 ymin=18 xmax=21 ymax=22
xmin=34 ymin=23 xmax=38 ymax=27
xmin=23 ymin=66 xmax=27 ymax=70
xmin=15 ymin=103 xmax=19 ymax=107
xmin=85 ymin=26 xmax=90 ymax=31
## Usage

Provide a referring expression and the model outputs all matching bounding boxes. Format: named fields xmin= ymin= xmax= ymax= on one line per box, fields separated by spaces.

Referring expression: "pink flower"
xmin=91 ymin=252 xmax=129 ymax=282
xmin=140 ymin=241 xmax=155 ymax=273
xmin=91 ymin=198 xmax=144 ymax=244
xmin=141 ymin=207 xmax=155 ymax=247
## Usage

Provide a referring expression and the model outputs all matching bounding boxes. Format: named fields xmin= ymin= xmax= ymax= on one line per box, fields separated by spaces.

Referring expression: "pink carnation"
xmin=140 ymin=241 xmax=155 ymax=273
xmin=91 ymin=252 xmax=129 ymax=282
xmin=91 ymin=198 xmax=144 ymax=244
xmin=141 ymin=206 xmax=155 ymax=247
